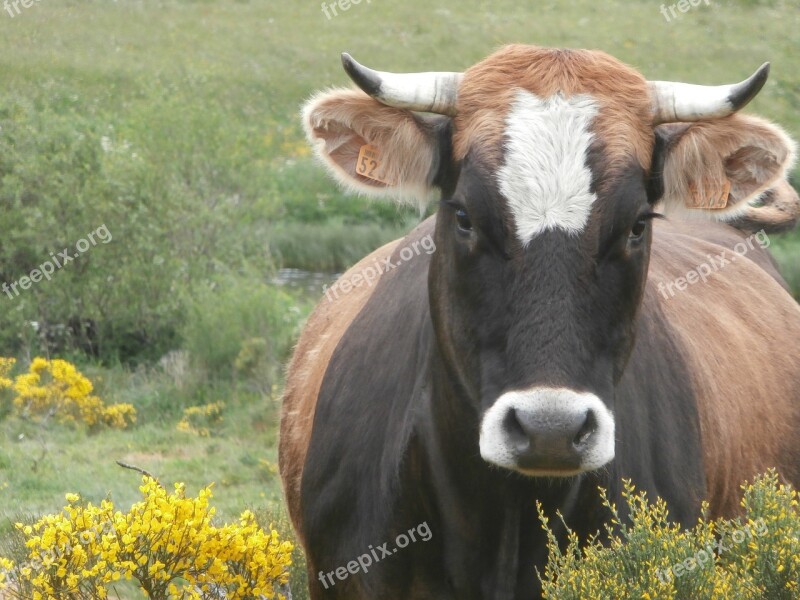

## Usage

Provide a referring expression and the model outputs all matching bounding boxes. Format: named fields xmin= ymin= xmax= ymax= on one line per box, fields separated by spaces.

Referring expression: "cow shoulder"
xmin=662 ymin=219 xmax=788 ymax=290
xmin=279 ymin=237 xmax=401 ymax=542
xmin=647 ymin=220 xmax=800 ymax=516
xmin=299 ymin=218 xmax=436 ymax=576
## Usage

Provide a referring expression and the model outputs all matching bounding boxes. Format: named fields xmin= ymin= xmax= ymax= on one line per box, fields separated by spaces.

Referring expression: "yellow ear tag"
xmin=686 ymin=179 xmax=731 ymax=210
xmin=356 ymin=144 xmax=393 ymax=185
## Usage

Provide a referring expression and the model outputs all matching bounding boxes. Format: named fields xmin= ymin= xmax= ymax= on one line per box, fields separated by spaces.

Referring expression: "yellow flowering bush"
xmin=0 ymin=358 xmax=14 ymax=388
xmin=4 ymin=357 xmax=135 ymax=429
xmin=539 ymin=471 xmax=800 ymax=599
xmin=0 ymin=477 xmax=294 ymax=599
xmin=0 ymin=358 xmax=14 ymax=419
xmin=177 ymin=402 xmax=225 ymax=437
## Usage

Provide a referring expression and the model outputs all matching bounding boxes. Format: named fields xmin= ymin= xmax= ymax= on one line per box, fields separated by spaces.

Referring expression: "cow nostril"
xmin=573 ymin=410 xmax=597 ymax=448
xmin=503 ymin=408 xmax=530 ymax=449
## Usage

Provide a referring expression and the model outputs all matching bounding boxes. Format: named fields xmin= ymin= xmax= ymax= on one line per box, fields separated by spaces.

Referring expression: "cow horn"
xmin=649 ymin=63 xmax=770 ymax=124
xmin=341 ymin=52 xmax=462 ymax=117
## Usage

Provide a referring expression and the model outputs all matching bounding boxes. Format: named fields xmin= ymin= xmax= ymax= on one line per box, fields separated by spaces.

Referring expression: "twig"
xmin=31 ymin=435 xmax=48 ymax=474
xmin=115 ymin=461 xmax=165 ymax=489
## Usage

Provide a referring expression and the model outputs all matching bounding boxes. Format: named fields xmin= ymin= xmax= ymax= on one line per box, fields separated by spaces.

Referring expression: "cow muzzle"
xmin=479 ymin=388 xmax=615 ymax=476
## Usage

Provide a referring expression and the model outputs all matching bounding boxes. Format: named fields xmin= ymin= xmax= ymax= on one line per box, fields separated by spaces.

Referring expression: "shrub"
xmin=180 ymin=273 xmax=303 ymax=382
xmin=234 ymin=337 xmax=275 ymax=394
xmin=0 ymin=477 xmax=294 ymax=599
xmin=538 ymin=471 xmax=800 ymax=599
xmin=266 ymin=218 xmax=419 ymax=272
xmin=3 ymin=357 xmax=135 ymax=430
xmin=0 ymin=94 xmax=277 ymax=365
xmin=176 ymin=402 xmax=225 ymax=437
xmin=234 ymin=337 xmax=271 ymax=379
xmin=0 ymin=358 xmax=14 ymax=421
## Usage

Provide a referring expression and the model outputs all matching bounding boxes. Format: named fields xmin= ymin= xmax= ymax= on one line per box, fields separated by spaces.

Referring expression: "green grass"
xmin=0 ymin=1 xmax=799 ymax=598
xmin=1 ymin=0 xmax=798 ymax=217
xmin=0 ymin=368 xmax=286 ymax=527
xmin=0 ymin=364 xmax=301 ymax=600
xmin=771 ymin=229 xmax=800 ymax=299
xmin=0 ymin=364 xmax=296 ymax=600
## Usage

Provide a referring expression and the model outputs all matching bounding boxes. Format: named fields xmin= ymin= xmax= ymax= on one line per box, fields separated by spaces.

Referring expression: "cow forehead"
xmin=497 ymin=90 xmax=600 ymax=245
xmin=450 ymin=47 xmax=655 ymax=246
xmin=452 ymin=45 xmax=654 ymax=187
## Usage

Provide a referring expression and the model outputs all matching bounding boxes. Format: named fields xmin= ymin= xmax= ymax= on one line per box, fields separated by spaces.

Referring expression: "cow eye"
xmin=455 ymin=208 xmax=473 ymax=233
xmin=629 ymin=215 xmax=653 ymax=243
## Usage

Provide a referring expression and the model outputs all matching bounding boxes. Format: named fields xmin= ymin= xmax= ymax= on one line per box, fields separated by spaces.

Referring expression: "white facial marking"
xmin=479 ymin=387 xmax=615 ymax=476
xmin=497 ymin=90 xmax=600 ymax=246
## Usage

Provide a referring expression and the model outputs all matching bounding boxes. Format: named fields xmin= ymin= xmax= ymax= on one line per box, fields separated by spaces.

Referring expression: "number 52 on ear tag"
xmin=356 ymin=144 xmax=393 ymax=185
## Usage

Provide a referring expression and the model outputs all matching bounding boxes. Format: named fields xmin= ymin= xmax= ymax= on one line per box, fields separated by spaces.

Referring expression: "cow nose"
xmin=504 ymin=406 xmax=598 ymax=470
xmin=479 ymin=387 xmax=615 ymax=476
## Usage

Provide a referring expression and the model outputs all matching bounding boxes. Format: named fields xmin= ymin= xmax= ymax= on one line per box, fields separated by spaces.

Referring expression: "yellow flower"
xmin=4 ymin=357 xmax=136 ymax=430
xmin=0 ymin=476 xmax=293 ymax=598
xmin=0 ymin=357 xmax=15 ymax=388
xmin=177 ymin=402 xmax=225 ymax=437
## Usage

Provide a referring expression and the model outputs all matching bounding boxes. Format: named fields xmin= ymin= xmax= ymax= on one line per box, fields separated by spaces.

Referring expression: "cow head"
xmin=303 ymin=45 xmax=796 ymax=477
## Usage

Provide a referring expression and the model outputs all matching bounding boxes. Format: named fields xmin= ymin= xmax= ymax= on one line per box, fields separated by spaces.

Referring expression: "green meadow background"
xmin=0 ymin=0 xmax=797 ymax=597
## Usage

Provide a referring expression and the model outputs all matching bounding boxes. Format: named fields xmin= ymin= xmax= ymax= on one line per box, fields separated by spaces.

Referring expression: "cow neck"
xmin=406 ymin=348 xmax=590 ymax=599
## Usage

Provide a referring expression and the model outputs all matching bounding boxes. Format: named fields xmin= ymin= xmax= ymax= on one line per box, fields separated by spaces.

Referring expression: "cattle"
xmin=279 ymin=45 xmax=800 ymax=599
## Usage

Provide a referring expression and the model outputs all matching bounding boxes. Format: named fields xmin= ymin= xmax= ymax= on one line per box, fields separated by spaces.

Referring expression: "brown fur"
xmin=453 ymin=45 xmax=654 ymax=178
xmin=279 ymin=239 xmax=400 ymax=543
xmin=649 ymin=221 xmax=800 ymax=516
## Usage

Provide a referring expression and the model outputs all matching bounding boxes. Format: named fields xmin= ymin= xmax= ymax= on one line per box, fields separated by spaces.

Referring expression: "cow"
xmin=279 ymin=45 xmax=800 ymax=599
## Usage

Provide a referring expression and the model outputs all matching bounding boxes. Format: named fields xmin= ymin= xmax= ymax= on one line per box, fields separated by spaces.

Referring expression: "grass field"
xmin=0 ymin=0 xmax=798 ymax=597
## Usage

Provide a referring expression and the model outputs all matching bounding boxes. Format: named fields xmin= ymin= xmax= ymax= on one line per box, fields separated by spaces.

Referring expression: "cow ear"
xmin=654 ymin=114 xmax=797 ymax=221
xmin=302 ymin=88 xmax=451 ymax=210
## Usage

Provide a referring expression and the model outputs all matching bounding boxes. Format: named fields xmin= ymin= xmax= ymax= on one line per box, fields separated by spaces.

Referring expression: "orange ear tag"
xmin=686 ymin=179 xmax=731 ymax=210
xmin=356 ymin=144 xmax=394 ymax=185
